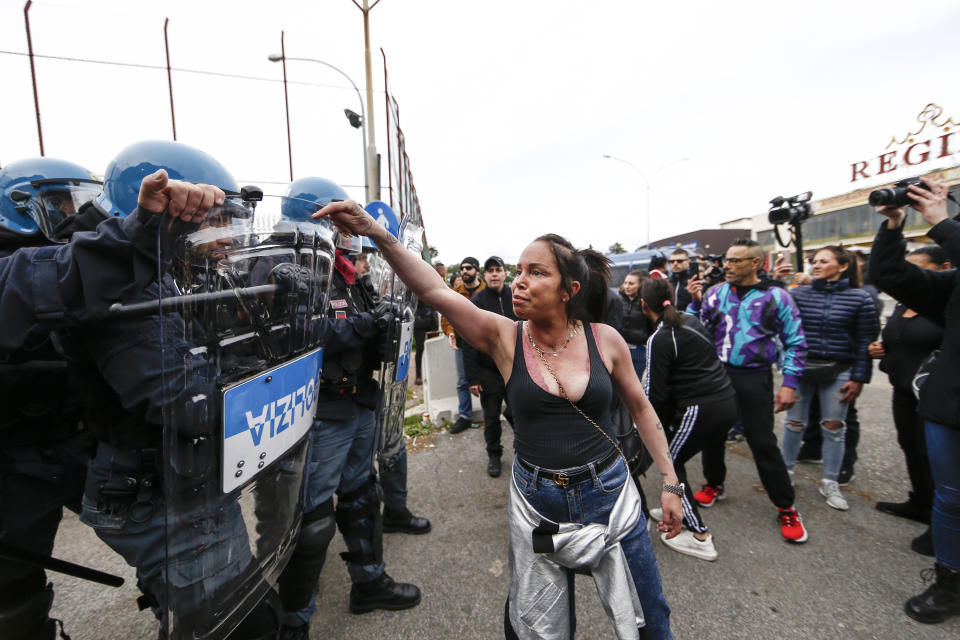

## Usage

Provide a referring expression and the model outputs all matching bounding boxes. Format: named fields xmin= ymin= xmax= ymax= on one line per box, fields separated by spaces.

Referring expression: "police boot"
xmin=382 ymin=507 xmax=431 ymax=535
xmin=278 ymin=622 xmax=310 ymax=640
xmin=349 ymin=572 xmax=421 ymax=614
xmin=905 ymin=563 xmax=960 ymax=624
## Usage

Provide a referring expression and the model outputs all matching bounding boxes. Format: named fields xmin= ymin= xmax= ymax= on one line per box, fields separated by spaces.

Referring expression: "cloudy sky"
xmin=2 ymin=0 xmax=959 ymax=266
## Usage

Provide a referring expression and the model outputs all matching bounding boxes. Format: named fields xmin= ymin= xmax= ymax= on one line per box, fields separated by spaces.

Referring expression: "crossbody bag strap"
xmin=524 ymin=321 xmax=627 ymax=464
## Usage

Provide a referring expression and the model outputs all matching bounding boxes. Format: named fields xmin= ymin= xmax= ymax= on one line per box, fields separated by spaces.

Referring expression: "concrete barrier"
xmin=422 ymin=335 xmax=481 ymax=424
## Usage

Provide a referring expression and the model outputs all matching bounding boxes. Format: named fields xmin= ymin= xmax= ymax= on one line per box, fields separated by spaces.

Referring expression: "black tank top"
xmin=506 ymin=322 xmax=616 ymax=468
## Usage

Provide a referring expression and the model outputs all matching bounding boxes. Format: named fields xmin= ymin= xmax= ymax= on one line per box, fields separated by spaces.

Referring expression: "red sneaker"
xmin=778 ymin=507 xmax=809 ymax=543
xmin=693 ymin=485 xmax=726 ymax=507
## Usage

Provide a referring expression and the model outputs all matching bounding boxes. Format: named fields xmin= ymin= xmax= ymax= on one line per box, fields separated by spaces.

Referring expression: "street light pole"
xmin=269 ymin=54 xmax=368 ymax=198
xmin=603 ymin=155 xmax=651 ymax=248
xmin=603 ymin=154 xmax=690 ymax=249
xmin=351 ymin=0 xmax=382 ymax=202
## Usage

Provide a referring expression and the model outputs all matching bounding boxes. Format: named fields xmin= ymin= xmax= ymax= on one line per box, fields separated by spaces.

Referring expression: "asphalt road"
xmin=49 ymin=378 xmax=959 ymax=639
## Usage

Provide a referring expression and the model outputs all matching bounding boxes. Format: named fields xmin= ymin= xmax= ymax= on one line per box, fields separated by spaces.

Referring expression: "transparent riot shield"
xmin=376 ymin=219 xmax=424 ymax=463
xmin=156 ymin=195 xmax=335 ymax=639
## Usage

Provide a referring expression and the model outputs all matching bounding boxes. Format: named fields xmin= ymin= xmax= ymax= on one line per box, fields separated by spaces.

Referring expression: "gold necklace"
xmin=526 ymin=321 xmax=580 ymax=358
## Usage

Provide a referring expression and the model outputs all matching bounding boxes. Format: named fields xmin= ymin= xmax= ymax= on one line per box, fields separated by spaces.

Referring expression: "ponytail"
xmin=534 ymin=234 xmax=612 ymax=323
xmin=640 ymin=278 xmax=684 ymax=328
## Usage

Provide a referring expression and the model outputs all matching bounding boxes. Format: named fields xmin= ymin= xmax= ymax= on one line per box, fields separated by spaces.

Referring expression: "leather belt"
xmin=517 ymin=448 xmax=621 ymax=487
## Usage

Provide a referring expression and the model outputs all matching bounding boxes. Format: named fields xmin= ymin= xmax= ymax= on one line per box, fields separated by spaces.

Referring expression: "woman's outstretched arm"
xmin=315 ymin=200 xmax=513 ymax=362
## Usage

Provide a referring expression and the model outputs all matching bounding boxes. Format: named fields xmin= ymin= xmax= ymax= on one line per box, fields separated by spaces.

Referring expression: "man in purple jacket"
xmin=686 ymin=238 xmax=809 ymax=543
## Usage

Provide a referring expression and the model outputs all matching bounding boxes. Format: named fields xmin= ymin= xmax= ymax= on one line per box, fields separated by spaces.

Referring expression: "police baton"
xmin=108 ymin=284 xmax=280 ymax=319
xmin=0 ymin=542 xmax=124 ymax=587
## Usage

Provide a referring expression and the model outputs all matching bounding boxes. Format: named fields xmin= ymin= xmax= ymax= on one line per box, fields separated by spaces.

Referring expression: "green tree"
xmin=608 ymin=242 xmax=627 ymax=254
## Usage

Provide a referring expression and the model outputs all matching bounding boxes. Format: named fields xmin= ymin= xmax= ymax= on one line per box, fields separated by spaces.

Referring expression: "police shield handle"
xmin=138 ymin=169 xmax=225 ymax=223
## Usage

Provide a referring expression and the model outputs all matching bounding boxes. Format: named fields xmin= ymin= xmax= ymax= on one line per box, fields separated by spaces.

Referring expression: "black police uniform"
xmin=0 ymin=206 xmax=109 ymax=640
xmin=278 ymin=256 xmax=420 ymax=633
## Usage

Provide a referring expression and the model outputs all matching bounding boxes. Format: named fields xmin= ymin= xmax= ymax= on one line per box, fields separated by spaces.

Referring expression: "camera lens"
xmin=868 ymin=188 xmax=897 ymax=207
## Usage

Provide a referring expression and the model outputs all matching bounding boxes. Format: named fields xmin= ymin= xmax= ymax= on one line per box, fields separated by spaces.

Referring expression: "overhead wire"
xmin=0 ymin=49 xmax=363 ymax=92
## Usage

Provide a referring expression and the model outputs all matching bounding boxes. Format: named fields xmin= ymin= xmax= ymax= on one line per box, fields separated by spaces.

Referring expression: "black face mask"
xmin=461 ymin=270 xmax=477 ymax=284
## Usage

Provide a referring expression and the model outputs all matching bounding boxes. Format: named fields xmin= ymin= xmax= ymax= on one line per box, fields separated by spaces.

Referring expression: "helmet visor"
xmin=335 ymin=231 xmax=363 ymax=255
xmin=31 ymin=182 xmax=102 ymax=240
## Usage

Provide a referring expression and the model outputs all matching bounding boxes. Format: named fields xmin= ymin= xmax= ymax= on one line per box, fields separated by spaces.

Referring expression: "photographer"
xmin=869 ymin=176 xmax=960 ymax=625
xmin=870 ymin=246 xmax=949 ymax=558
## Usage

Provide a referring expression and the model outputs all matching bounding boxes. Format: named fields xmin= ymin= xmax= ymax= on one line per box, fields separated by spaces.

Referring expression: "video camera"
xmin=768 ymin=191 xmax=813 ymax=225
xmin=699 ymin=254 xmax=725 ymax=286
xmin=868 ymin=177 xmax=931 ymax=209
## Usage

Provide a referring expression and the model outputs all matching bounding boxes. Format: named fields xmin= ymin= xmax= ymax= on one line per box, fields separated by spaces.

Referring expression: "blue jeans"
xmin=926 ymin=421 xmax=960 ymax=571
xmin=512 ymin=456 xmax=672 ymax=639
xmin=285 ymin=407 xmax=385 ymax=627
xmin=782 ymin=369 xmax=851 ymax=481
xmin=454 ymin=347 xmax=473 ymax=420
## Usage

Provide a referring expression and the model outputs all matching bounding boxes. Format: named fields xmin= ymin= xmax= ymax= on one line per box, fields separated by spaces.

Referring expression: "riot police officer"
xmin=355 ymin=205 xmax=430 ymax=536
xmin=0 ymin=157 xmax=102 ymax=640
xmin=277 ymin=178 xmax=421 ymax=640
xmin=60 ymin=141 xmax=294 ymax=640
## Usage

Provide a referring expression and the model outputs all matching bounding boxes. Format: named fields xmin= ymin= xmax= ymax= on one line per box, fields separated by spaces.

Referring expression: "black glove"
xmin=270 ymin=263 xmax=324 ymax=304
xmin=372 ymin=299 xmax=396 ymax=334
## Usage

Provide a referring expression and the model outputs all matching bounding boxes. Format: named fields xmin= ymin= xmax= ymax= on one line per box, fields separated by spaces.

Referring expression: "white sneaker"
xmin=819 ymin=479 xmax=849 ymax=511
xmin=660 ymin=530 xmax=718 ymax=561
xmin=649 ymin=507 xmax=663 ymax=522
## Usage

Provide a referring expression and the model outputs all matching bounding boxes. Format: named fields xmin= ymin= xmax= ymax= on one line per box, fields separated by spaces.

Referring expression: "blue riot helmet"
xmin=0 ymin=157 xmax=102 ymax=243
xmin=98 ymin=140 xmax=238 ymax=218
xmin=363 ymin=200 xmax=399 ymax=250
xmin=285 ymin=176 xmax=361 ymax=254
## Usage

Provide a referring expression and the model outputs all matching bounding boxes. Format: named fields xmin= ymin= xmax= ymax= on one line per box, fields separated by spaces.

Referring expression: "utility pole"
xmin=351 ymin=0 xmax=382 ymax=202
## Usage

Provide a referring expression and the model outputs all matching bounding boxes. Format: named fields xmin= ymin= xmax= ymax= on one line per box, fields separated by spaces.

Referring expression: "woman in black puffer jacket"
xmin=617 ymin=269 xmax=653 ymax=379
xmin=781 ymin=246 xmax=879 ymax=511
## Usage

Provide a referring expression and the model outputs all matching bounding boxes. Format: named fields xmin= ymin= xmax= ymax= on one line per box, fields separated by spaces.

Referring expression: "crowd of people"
xmin=418 ymin=176 xmax=959 ymax=634
xmin=1 ymin=137 xmax=958 ymax=639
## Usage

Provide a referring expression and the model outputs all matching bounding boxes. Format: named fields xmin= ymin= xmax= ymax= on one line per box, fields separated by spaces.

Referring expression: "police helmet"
xmin=0 ymin=157 xmax=102 ymax=242
xmin=98 ymin=140 xmax=238 ymax=218
xmin=285 ymin=176 xmax=360 ymax=254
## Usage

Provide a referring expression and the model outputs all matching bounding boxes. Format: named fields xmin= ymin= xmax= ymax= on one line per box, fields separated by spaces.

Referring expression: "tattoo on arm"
xmin=655 ymin=421 xmax=664 ymax=431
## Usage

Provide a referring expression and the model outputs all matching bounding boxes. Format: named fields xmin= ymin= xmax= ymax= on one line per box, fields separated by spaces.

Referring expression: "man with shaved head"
xmin=686 ymin=238 xmax=810 ymax=544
